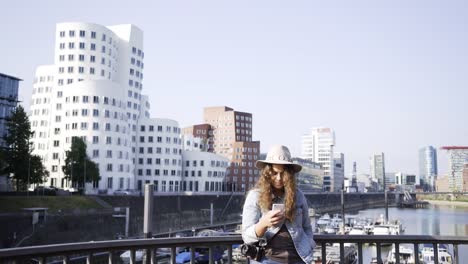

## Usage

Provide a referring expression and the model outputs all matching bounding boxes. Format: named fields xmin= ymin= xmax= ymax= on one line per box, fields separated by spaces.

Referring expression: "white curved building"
xmin=30 ymin=22 xmax=229 ymax=195
xmin=135 ymin=118 xmax=183 ymax=192
xmin=181 ymin=150 xmax=229 ymax=192
xmin=30 ymin=23 xmax=144 ymax=193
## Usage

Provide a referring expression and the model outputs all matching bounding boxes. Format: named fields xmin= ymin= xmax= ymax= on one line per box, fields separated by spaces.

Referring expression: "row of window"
xmin=139 ymin=125 xmax=180 ymax=134
xmin=131 ymin=46 xmax=144 ymax=58
xmin=184 ymin=160 xmax=227 ymax=168
xmin=137 ymin=157 xmax=180 ymax=166
xmin=59 ymin=30 xmax=111 ymax=43
xmin=34 ymin=76 xmax=54 ymax=83
xmin=58 ymin=42 xmax=114 ymax=57
xmin=58 ymin=55 xmax=114 ymax=69
xmin=56 ymin=71 xmax=110 ymax=85
xmin=137 ymin=169 xmax=180 ymax=176
xmin=182 ymin=170 xmax=225 ymax=178
xmin=136 ymin=180 xmax=224 ymax=193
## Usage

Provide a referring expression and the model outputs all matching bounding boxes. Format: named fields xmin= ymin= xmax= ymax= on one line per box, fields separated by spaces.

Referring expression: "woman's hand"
xmin=260 ymin=209 xmax=285 ymax=228
xmin=254 ymin=209 xmax=285 ymax=237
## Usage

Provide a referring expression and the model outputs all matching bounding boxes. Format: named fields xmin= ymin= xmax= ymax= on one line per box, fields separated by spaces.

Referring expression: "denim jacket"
xmin=242 ymin=188 xmax=316 ymax=264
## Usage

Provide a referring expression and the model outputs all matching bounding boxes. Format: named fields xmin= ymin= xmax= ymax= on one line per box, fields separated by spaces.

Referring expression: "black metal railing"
xmin=1 ymin=235 xmax=467 ymax=264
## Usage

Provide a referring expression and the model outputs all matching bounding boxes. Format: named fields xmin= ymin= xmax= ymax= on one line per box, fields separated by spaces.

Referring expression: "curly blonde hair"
xmin=255 ymin=164 xmax=297 ymax=222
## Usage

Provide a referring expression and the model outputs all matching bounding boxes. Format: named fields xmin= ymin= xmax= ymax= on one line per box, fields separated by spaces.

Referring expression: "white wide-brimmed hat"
xmin=255 ymin=145 xmax=302 ymax=173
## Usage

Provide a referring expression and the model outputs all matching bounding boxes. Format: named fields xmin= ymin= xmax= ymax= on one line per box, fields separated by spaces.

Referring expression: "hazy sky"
xmin=1 ymin=0 xmax=467 ymax=176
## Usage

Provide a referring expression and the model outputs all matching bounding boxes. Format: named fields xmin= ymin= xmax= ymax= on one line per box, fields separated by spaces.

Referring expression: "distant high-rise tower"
xmin=301 ymin=127 xmax=335 ymax=191
xmin=333 ymin=152 xmax=344 ymax=192
xmin=370 ymin=153 xmax=386 ymax=191
xmin=202 ymin=106 xmax=260 ymax=192
xmin=419 ymin=146 xmax=438 ymax=191
xmin=351 ymin=162 xmax=358 ymax=187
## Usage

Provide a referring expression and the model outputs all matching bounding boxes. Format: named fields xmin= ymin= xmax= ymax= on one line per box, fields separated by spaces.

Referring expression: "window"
xmin=79 ymin=42 xmax=85 ymax=49
xmin=79 ymin=54 xmax=85 ymax=61
xmin=91 ymin=31 xmax=96 ymax=38
xmin=69 ymin=30 xmax=75 ymax=37
xmin=68 ymin=42 xmax=75 ymax=49
xmin=60 ymin=31 xmax=65 ymax=37
xmin=90 ymin=43 xmax=96 ymax=50
xmin=107 ymin=164 xmax=113 ymax=172
xmin=79 ymin=30 xmax=85 ymax=37
xmin=93 ymin=149 xmax=99 ymax=157
xmin=93 ymin=136 xmax=99 ymax=144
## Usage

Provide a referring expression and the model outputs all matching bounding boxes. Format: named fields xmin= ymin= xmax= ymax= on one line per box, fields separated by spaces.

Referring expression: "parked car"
xmin=113 ymin=189 xmax=134 ymax=195
xmin=34 ymin=186 xmax=58 ymax=195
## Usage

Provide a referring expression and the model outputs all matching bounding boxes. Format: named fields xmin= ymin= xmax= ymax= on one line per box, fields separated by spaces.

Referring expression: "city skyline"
xmin=1 ymin=0 xmax=467 ymax=176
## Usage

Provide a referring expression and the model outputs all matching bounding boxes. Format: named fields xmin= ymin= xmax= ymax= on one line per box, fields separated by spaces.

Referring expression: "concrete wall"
xmin=0 ymin=192 xmax=394 ymax=248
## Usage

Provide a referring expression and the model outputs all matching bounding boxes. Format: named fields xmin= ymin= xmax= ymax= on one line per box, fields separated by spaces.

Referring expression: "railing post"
xmin=358 ymin=242 xmax=363 ymax=264
xmin=130 ymin=249 xmax=136 ymax=264
xmin=433 ymin=243 xmax=439 ymax=264
xmin=339 ymin=242 xmax=344 ymax=264
xmin=413 ymin=243 xmax=419 ymax=264
xmin=108 ymin=251 xmax=113 ymax=264
xmin=227 ymin=245 xmax=233 ymax=264
xmin=190 ymin=247 xmax=196 ymax=264
xmin=150 ymin=248 xmax=155 ymax=264
xmin=209 ymin=246 xmax=213 ymax=264
xmin=171 ymin=247 xmax=176 ymax=264
xmin=376 ymin=243 xmax=382 ymax=264
xmin=454 ymin=244 xmax=459 ymax=264
xmin=395 ymin=242 xmax=400 ymax=264
xmin=321 ymin=242 xmax=326 ymax=264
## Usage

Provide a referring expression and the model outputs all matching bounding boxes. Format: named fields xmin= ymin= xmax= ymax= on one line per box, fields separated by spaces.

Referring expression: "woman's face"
xmin=270 ymin=164 xmax=286 ymax=191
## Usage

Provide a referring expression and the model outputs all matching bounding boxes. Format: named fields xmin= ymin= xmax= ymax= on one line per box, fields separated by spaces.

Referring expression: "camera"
xmin=240 ymin=244 xmax=262 ymax=260
xmin=240 ymin=239 xmax=266 ymax=261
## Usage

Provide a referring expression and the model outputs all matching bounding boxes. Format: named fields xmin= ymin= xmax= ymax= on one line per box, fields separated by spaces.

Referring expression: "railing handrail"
xmin=1 ymin=234 xmax=468 ymax=260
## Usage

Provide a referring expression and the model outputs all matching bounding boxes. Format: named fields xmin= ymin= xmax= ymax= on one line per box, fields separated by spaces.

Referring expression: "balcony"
xmin=1 ymin=234 xmax=467 ymax=264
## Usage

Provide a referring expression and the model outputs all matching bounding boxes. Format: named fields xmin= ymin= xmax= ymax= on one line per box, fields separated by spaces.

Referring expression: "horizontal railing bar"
xmin=1 ymin=234 xmax=468 ymax=260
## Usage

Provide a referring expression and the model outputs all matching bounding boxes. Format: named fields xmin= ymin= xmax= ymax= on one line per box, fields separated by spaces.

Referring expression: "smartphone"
xmin=272 ymin=203 xmax=285 ymax=212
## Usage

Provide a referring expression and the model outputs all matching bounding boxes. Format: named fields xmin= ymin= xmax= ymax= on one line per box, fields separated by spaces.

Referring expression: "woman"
xmin=242 ymin=145 xmax=315 ymax=264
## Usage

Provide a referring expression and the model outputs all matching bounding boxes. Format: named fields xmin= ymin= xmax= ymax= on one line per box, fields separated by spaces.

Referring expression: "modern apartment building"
xmin=370 ymin=153 xmax=386 ymax=191
xmin=29 ymin=23 xmax=145 ymax=193
xmin=441 ymin=146 xmax=468 ymax=192
xmin=0 ymin=73 xmax=21 ymax=191
xmin=301 ymin=127 xmax=335 ymax=191
xmin=0 ymin=73 xmax=21 ymax=148
xmin=419 ymin=146 xmax=438 ymax=191
xmin=29 ymin=23 xmax=231 ymax=195
xmin=198 ymin=106 xmax=260 ymax=192
xmin=291 ymin=158 xmax=324 ymax=192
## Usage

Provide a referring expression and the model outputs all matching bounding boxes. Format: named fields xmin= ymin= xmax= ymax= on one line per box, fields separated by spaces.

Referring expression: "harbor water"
xmin=352 ymin=202 xmax=468 ymax=263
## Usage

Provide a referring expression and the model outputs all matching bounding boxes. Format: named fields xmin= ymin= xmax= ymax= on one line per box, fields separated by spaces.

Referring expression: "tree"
xmin=1 ymin=105 xmax=48 ymax=190
xmin=62 ymin=137 xmax=100 ymax=190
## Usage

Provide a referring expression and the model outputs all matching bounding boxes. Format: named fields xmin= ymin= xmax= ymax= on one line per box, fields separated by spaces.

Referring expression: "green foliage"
xmin=62 ymin=137 xmax=100 ymax=189
xmin=0 ymin=105 xmax=48 ymax=190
